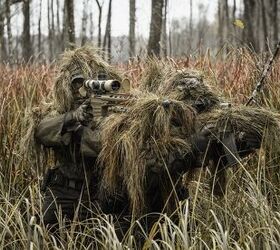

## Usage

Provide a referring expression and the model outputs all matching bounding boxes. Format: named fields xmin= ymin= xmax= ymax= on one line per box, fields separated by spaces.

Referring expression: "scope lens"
xmin=111 ymin=80 xmax=121 ymax=91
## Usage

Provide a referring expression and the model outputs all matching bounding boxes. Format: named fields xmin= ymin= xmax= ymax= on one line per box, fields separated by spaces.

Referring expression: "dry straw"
xmin=98 ymin=93 xmax=196 ymax=215
xmin=197 ymin=106 xmax=280 ymax=157
xmin=54 ymin=45 xmax=123 ymax=113
xmin=140 ymin=58 xmax=220 ymax=112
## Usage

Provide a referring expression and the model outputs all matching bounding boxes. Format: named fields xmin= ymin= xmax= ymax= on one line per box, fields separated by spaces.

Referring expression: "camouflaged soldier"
xmin=34 ymin=46 xmax=122 ymax=227
xmin=139 ymin=60 xmax=272 ymax=197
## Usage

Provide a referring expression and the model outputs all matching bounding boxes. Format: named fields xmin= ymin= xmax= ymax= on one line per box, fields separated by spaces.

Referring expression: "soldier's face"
xmin=71 ymin=76 xmax=89 ymax=103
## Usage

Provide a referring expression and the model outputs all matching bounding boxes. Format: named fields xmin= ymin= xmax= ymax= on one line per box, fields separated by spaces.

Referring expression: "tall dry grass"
xmin=0 ymin=48 xmax=280 ymax=249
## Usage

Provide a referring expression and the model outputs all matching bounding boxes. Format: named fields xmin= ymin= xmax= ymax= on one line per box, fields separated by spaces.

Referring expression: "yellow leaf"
xmin=233 ymin=19 xmax=245 ymax=29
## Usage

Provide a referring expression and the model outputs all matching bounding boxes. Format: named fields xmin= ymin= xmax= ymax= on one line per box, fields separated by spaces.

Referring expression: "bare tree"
xmin=95 ymin=0 xmax=103 ymax=48
xmin=0 ymin=0 xmax=22 ymax=62
xmin=129 ymin=0 xmax=136 ymax=57
xmin=218 ymin=0 xmax=224 ymax=48
xmin=64 ymin=0 xmax=75 ymax=46
xmin=271 ymin=0 xmax=278 ymax=46
xmin=38 ymin=0 xmax=42 ymax=54
xmin=62 ymin=0 xmax=66 ymax=50
xmin=81 ymin=0 xmax=88 ymax=45
xmin=161 ymin=0 xmax=168 ymax=56
xmin=89 ymin=12 xmax=94 ymax=41
xmin=232 ymin=0 xmax=236 ymax=20
xmin=22 ymin=0 xmax=32 ymax=62
xmin=147 ymin=0 xmax=164 ymax=56
xmin=103 ymin=0 xmax=112 ymax=61
xmin=5 ymin=0 xmax=13 ymax=60
xmin=260 ymin=0 xmax=268 ymax=50
xmin=56 ymin=0 xmax=60 ymax=35
xmin=224 ymin=0 xmax=230 ymax=45
xmin=243 ymin=0 xmax=258 ymax=51
xmin=48 ymin=0 xmax=54 ymax=60
xmin=0 ymin=4 xmax=8 ymax=61
xmin=189 ymin=0 xmax=193 ymax=52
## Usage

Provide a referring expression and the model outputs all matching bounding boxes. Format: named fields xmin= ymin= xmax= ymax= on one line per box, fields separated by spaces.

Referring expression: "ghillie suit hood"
xmin=140 ymin=58 xmax=221 ymax=113
xmin=54 ymin=45 xmax=123 ymax=113
xmin=98 ymin=93 xmax=196 ymax=216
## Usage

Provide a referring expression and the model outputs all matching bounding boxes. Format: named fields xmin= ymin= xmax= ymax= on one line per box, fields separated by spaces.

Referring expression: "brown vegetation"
xmin=0 ymin=49 xmax=280 ymax=248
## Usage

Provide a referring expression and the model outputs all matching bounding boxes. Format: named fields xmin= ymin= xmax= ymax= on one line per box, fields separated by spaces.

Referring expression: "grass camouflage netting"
xmin=98 ymin=93 xmax=196 ymax=215
xmin=196 ymin=105 xmax=280 ymax=190
xmin=197 ymin=106 xmax=280 ymax=153
xmin=54 ymin=45 xmax=123 ymax=113
xmin=140 ymin=58 xmax=221 ymax=112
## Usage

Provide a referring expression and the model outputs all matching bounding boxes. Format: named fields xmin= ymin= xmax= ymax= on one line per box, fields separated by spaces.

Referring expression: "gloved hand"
xmin=237 ymin=131 xmax=262 ymax=154
xmin=71 ymin=99 xmax=93 ymax=125
xmin=63 ymin=99 xmax=93 ymax=130
xmin=191 ymin=124 xmax=214 ymax=153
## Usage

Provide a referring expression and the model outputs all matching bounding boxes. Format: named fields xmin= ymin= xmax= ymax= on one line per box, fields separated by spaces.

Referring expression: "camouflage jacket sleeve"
xmin=35 ymin=114 xmax=72 ymax=147
xmin=35 ymin=114 xmax=101 ymax=157
xmin=79 ymin=127 xmax=101 ymax=157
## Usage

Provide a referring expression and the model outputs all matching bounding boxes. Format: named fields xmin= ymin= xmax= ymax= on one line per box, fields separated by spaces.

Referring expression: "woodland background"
xmin=0 ymin=0 xmax=280 ymax=249
xmin=0 ymin=0 xmax=279 ymax=64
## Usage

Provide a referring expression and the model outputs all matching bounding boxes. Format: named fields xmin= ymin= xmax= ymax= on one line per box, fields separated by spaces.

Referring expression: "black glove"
xmin=236 ymin=131 xmax=262 ymax=157
xmin=191 ymin=124 xmax=214 ymax=153
xmin=66 ymin=99 xmax=93 ymax=127
xmin=73 ymin=99 xmax=93 ymax=125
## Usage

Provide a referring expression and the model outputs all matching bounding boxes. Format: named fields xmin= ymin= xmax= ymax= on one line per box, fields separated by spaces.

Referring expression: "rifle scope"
xmin=84 ymin=79 xmax=121 ymax=92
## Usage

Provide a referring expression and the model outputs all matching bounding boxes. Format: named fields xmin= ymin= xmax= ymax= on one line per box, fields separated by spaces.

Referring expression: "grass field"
xmin=0 ymin=48 xmax=280 ymax=249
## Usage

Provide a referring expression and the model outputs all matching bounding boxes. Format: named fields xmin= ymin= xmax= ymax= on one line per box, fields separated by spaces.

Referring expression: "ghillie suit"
xmin=21 ymin=46 xmax=122 ymax=169
xmin=138 ymin=59 xmax=280 ymax=198
xmin=99 ymin=93 xmax=197 ymax=217
xmin=140 ymin=58 xmax=221 ymax=113
xmin=25 ymin=45 xmax=124 ymax=228
xmin=196 ymin=106 xmax=280 ymax=196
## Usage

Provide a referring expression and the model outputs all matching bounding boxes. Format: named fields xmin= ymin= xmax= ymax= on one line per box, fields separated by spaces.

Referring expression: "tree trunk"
xmin=243 ymin=0 xmax=258 ymax=51
xmin=89 ymin=12 xmax=94 ymax=41
xmin=38 ymin=0 xmax=42 ymax=54
xmin=62 ymin=0 xmax=66 ymax=50
xmin=5 ymin=0 xmax=13 ymax=61
xmin=129 ymin=0 xmax=136 ymax=57
xmin=271 ymin=0 xmax=278 ymax=46
xmin=56 ymin=0 xmax=60 ymax=34
xmin=64 ymin=0 xmax=75 ymax=46
xmin=22 ymin=0 xmax=32 ymax=62
xmin=48 ymin=0 xmax=53 ymax=61
xmin=0 ymin=6 xmax=7 ymax=62
xmin=218 ymin=0 xmax=224 ymax=48
xmin=0 ymin=0 xmax=22 ymax=62
xmin=224 ymin=0 xmax=230 ymax=47
xmin=189 ymin=0 xmax=193 ymax=53
xmin=81 ymin=0 xmax=88 ymax=45
xmin=260 ymin=0 xmax=268 ymax=50
xmin=147 ymin=0 xmax=164 ymax=56
xmin=161 ymin=0 xmax=168 ymax=56
xmin=232 ymin=0 xmax=236 ymax=20
xmin=103 ymin=0 xmax=112 ymax=61
xmin=95 ymin=0 xmax=102 ymax=48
